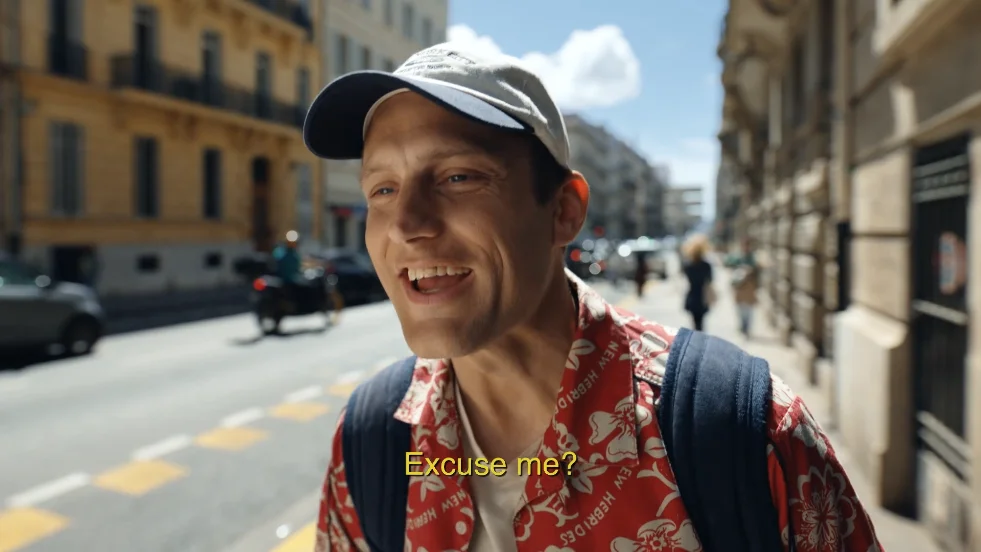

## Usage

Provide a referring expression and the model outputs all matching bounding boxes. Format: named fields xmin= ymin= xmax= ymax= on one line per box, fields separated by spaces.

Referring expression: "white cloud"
xmin=446 ymin=24 xmax=641 ymax=111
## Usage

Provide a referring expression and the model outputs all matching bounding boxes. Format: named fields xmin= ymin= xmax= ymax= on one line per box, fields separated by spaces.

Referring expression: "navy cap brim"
xmin=303 ymin=71 xmax=531 ymax=159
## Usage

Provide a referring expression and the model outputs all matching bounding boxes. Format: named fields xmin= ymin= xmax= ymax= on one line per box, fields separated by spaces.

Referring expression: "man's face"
xmin=361 ymin=93 xmax=561 ymax=358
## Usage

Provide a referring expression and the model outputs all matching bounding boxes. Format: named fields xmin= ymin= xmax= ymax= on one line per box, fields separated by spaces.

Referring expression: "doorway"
xmin=51 ymin=245 xmax=97 ymax=286
xmin=910 ymin=134 xmax=971 ymax=549
xmin=252 ymin=157 xmax=272 ymax=252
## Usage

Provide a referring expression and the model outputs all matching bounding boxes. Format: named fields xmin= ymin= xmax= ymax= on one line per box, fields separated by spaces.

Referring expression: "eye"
xmin=368 ymin=184 xmax=396 ymax=198
xmin=446 ymin=174 xmax=470 ymax=183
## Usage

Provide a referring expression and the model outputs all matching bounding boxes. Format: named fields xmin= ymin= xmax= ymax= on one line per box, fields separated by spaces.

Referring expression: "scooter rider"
xmin=273 ymin=230 xmax=303 ymax=285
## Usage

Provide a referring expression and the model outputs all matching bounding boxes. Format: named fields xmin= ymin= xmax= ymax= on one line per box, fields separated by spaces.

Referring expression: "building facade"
xmin=717 ymin=0 xmax=981 ymax=549
xmin=566 ymin=113 xmax=664 ymax=242
xmin=1 ymin=0 xmax=323 ymax=297
xmin=319 ymin=0 xmax=448 ymax=251
xmin=663 ymin=185 xmax=703 ymax=237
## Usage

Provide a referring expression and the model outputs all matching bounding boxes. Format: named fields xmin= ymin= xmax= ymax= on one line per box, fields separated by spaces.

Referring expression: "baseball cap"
xmin=302 ymin=43 xmax=570 ymax=168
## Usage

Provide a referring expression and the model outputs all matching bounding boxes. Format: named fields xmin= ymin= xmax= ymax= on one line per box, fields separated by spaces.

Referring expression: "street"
xmin=0 ymin=274 xmax=648 ymax=552
xmin=0 ymin=267 xmax=934 ymax=552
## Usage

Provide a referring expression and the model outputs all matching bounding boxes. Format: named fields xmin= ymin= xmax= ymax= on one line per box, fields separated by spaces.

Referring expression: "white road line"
xmin=221 ymin=407 xmax=265 ymax=428
xmin=285 ymin=385 xmax=323 ymax=403
xmin=335 ymin=369 xmax=367 ymax=385
xmin=7 ymin=472 xmax=90 ymax=508
xmin=132 ymin=434 xmax=192 ymax=461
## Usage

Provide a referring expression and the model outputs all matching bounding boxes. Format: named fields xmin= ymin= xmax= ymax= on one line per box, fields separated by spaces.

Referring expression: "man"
xmin=303 ymin=43 xmax=882 ymax=551
xmin=731 ymin=238 xmax=760 ymax=338
xmin=272 ymin=230 xmax=303 ymax=284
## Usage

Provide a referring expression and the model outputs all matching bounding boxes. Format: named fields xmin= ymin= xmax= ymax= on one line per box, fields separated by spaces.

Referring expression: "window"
xmin=421 ymin=17 xmax=432 ymax=46
xmin=296 ymin=67 xmax=310 ymax=107
xmin=136 ymin=253 xmax=159 ymax=272
xmin=360 ymin=46 xmax=371 ymax=70
xmin=294 ymin=163 xmax=314 ymax=242
xmin=134 ymin=136 xmax=158 ymax=217
xmin=203 ymin=148 xmax=221 ymax=219
xmin=334 ymin=216 xmax=347 ymax=247
xmin=201 ymin=31 xmax=222 ymax=106
xmin=48 ymin=0 xmax=85 ymax=78
xmin=401 ymin=2 xmax=414 ymax=40
xmin=383 ymin=58 xmax=396 ymax=72
xmin=790 ymin=38 xmax=805 ymax=127
xmin=334 ymin=34 xmax=349 ymax=75
xmin=49 ymin=121 xmax=84 ymax=216
xmin=134 ymin=4 xmax=158 ymax=89
xmin=384 ymin=0 xmax=394 ymax=26
xmin=255 ymin=51 xmax=272 ymax=118
xmin=204 ymin=252 xmax=222 ymax=269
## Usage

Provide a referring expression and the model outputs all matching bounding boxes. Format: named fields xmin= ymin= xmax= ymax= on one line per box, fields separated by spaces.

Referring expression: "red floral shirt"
xmin=315 ymin=275 xmax=884 ymax=551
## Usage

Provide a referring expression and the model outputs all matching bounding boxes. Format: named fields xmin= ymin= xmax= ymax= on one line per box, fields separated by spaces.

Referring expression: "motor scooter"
xmin=251 ymin=267 xmax=343 ymax=334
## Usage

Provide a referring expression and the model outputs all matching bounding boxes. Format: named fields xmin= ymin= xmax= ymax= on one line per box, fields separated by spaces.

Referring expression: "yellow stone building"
xmin=717 ymin=0 xmax=981 ymax=549
xmin=3 ymin=0 xmax=322 ymax=296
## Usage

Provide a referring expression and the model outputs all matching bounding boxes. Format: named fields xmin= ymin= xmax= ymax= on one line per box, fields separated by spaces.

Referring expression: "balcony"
xmin=110 ymin=55 xmax=305 ymax=128
xmin=245 ymin=0 xmax=313 ymax=34
xmin=47 ymin=35 xmax=87 ymax=81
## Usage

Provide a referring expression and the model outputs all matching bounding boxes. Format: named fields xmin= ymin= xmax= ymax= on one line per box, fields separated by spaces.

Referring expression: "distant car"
xmin=612 ymin=239 xmax=669 ymax=280
xmin=0 ymin=253 xmax=106 ymax=355
xmin=310 ymin=248 xmax=387 ymax=305
xmin=565 ymin=241 xmax=604 ymax=280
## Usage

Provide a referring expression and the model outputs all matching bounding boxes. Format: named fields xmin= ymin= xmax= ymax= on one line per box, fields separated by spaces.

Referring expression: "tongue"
xmin=417 ymin=274 xmax=468 ymax=293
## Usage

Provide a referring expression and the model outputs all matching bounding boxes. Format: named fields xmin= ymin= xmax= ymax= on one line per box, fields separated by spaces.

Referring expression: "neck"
xmin=452 ymin=262 xmax=578 ymax=460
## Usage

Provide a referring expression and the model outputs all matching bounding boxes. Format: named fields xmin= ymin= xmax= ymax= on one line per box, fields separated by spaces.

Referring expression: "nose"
xmin=388 ymin=182 xmax=442 ymax=244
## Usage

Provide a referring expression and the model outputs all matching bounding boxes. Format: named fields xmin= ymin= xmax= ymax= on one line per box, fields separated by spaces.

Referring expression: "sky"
xmin=445 ymin=0 xmax=727 ymax=219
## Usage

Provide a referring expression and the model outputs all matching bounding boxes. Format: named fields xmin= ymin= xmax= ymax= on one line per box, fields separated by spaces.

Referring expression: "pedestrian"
xmin=682 ymin=234 xmax=714 ymax=331
xmin=633 ymin=250 xmax=648 ymax=297
xmin=731 ymin=238 xmax=759 ymax=338
xmin=303 ymin=42 xmax=882 ymax=552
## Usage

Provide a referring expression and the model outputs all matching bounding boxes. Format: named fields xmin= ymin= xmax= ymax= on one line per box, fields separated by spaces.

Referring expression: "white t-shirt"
xmin=455 ymin=380 xmax=541 ymax=552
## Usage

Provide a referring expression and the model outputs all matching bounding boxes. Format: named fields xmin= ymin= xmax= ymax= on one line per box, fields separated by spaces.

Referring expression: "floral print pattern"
xmin=315 ymin=271 xmax=884 ymax=552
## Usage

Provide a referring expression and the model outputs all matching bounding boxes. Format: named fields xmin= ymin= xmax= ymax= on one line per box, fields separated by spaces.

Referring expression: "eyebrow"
xmin=361 ymin=141 xmax=507 ymax=179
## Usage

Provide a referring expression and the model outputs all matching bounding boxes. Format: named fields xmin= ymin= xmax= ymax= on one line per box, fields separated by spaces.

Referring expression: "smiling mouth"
xmin=405 ymin=266 xmax=473 ymax=294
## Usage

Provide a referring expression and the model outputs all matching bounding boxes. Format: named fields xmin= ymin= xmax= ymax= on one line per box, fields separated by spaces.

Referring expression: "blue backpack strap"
xmin=341 ymin=356 xmax=417 ymax=552
xmin=658 ymin=328 xmax=784 ymax=552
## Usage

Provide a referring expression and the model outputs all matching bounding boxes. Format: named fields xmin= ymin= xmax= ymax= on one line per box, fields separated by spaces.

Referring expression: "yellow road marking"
xmin=195 ymin=426 xmax=267 ymax=451
xmin=271 ymin=522 xmax=317 ymax=552
xmin=0 ymin=507 xmax=68 ymax=552
xmin=326 ymin=382 xmax=359 ymax=397
xmin=270 ymin=402 xmax=329 ymax=422
xmin=94 ymin=460 xmax=186 ymax=496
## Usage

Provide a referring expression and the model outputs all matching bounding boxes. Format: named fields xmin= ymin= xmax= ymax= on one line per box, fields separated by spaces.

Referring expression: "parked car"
xmin=0 ymin=252 xmax=106 ymax=356
xmin=309 ymin=248 xmax=387 ymax=305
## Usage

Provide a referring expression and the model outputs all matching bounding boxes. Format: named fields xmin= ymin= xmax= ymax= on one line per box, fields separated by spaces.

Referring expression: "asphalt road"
xmin=0 ymin=276 xmax=656 ymax=552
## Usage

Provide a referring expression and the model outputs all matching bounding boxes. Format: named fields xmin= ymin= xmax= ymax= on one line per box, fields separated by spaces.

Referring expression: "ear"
xmin=552 ymin=170 xmax=589 ymax=247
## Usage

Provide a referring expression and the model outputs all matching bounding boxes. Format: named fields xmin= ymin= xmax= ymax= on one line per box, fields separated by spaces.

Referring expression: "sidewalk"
xmin=629 ymin=268 xmax=939 ymax=552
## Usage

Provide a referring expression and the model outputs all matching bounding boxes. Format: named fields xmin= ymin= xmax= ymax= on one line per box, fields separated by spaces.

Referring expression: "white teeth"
xmin=407 ymin=266 xmax=471 ymax=281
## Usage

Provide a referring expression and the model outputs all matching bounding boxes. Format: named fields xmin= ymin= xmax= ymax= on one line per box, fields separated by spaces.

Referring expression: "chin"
xmin=400 ymin=318 xmax=482 ymax=359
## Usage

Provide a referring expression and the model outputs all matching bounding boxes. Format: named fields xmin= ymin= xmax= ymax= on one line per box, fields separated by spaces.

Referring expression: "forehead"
xmin=362 ymin=93 xmax=526 ymax=160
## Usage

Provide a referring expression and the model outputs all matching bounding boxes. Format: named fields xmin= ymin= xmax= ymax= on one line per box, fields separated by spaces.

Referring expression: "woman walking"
xmin=682 ymin=234 xmax=713 ymax=331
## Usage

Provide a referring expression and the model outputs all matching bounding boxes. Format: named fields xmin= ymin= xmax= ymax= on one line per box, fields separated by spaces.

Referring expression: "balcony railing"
xmin=47 ymin=34 xmax=88 ymax=81
xmin=246 ymin=0 xmax=313 ymax=33
xmin=110 ymin=55 xmax=305 ymax=128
